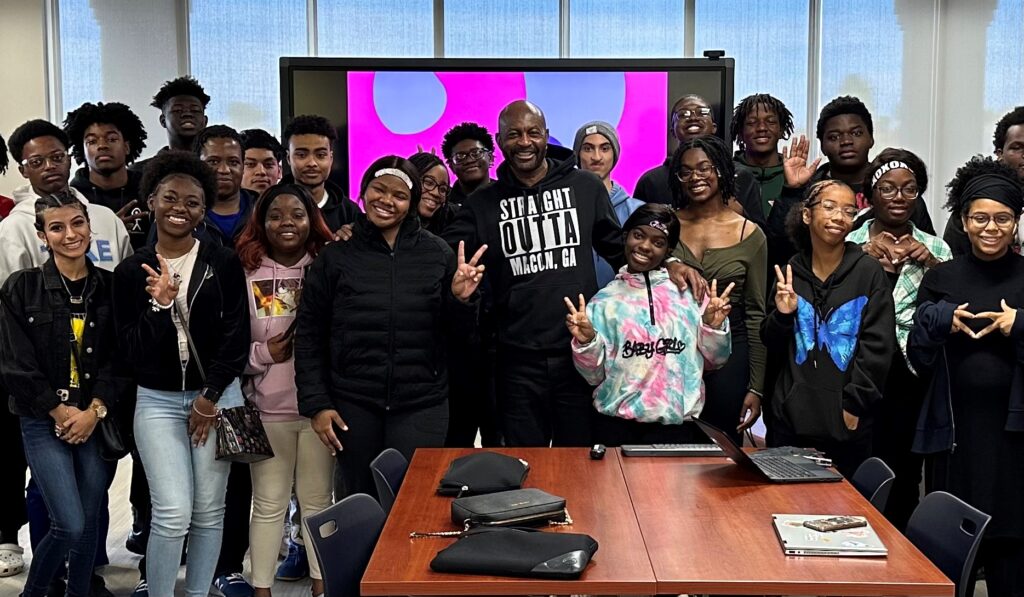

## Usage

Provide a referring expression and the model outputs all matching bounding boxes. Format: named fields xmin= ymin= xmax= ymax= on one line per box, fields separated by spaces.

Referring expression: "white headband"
xmin=374 ymin=168 xmax=414 ymax=190
xmin=871 ymin=160 xmax=912 ymax=187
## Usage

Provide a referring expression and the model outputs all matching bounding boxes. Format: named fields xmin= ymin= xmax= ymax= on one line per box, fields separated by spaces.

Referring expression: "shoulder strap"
xmin=174 ymin=303 xmax=207 ymax=383
xmin=740 ymin=218 xmax=749 ymax=241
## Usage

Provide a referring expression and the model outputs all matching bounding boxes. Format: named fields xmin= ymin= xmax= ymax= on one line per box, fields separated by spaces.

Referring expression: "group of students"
xmin=0 ymin=73 xmax=1022 ymax=597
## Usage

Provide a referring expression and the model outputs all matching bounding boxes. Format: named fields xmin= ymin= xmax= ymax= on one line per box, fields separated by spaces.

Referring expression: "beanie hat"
xmin=573 ymin=121 xmax=621 ymax=167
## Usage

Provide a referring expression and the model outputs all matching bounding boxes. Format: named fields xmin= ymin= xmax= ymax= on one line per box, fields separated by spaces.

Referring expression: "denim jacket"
xmin=0 ymin=258 xmax=121 ymax=418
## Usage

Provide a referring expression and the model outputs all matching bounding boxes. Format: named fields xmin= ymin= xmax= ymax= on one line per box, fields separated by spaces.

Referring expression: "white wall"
xmin=0 ymin=0 xmax=48 ymax=197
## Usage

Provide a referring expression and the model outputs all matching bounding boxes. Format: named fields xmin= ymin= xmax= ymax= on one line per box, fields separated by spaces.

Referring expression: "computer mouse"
xmin=589 ymin=443 xmax=606 ymax=460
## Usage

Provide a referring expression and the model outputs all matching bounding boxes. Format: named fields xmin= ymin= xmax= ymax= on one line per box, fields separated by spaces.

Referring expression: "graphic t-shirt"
xmin=64 ymin=275 xmax=88 ymax=401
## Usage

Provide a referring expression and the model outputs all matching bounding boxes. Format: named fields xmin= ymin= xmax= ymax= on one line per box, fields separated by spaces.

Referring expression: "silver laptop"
xmin=772 ymin=514 xmax=888 ymax=557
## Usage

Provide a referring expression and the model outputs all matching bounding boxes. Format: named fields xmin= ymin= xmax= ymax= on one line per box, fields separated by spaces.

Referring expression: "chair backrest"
xmin=305 ymin=493 xmax=386 ymax=597
xmin=370 ymin=447 xmax=409 ymax=514
xmin=905 ymin=491 xmax=991 ymax=597
xmin=850 ymin=456 xmax=896 ymax=512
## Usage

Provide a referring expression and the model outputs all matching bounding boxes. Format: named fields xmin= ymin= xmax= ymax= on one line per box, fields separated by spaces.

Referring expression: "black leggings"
xmin=333 ymin=400 xmax=449 ymax=498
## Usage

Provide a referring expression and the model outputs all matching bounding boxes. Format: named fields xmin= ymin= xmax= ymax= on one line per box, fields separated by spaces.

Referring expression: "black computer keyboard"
xmin=751 ymin=455 xmax=819 ymax=479
xmin=621 ymin=443 xmax=725 ymax=457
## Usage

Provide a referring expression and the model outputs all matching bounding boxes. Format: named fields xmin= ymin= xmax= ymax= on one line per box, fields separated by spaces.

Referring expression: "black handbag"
xmin=177 ymin=304 xmax=274 ymax=464
xmin=451 ymin=488 xmax=570 ymax=528
xmin=437 ymin=452 xmax=530 ymax=496
xmin=68 ymin=331 xmax=128 ymax=461
xmin=429 ymin=527 xmax=598 ymax=579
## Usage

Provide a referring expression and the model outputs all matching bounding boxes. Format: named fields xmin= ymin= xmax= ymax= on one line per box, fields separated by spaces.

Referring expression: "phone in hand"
xmin=802 ymin=516 xmax=868 ymax=533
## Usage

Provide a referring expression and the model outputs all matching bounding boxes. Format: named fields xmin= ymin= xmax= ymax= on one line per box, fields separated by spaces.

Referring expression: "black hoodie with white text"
xmin=444 ymin=156 xmax=624 ymax=352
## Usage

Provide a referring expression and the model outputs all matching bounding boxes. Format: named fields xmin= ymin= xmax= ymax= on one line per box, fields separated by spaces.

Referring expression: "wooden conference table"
xmin=360 ymin=447 xmax=953 ymax=596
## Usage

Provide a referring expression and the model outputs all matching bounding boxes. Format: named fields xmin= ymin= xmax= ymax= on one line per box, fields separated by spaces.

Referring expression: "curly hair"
xmin=150 ymin=76 xmax=210 ymax=110
xmin=993 ymin=106 xmax=1024 ymax=153
xmin=139 ymin=150 xmax=218 ymax=210
xmin=863 ymin=147 xmax=929 ymax=202
xmin=63 ymin=101 xmax=148 ymax=165
xmin=816 ymin=96 xmax=874 ymax=141
xmin=944 ymin=155 xmax=1023 ymax=216
xmin=0 ymin=133 xmax=8 ymax=175
xmin=235 ymin=183 xmax=334 ymax=273
xmin=282 ymin=115 xmax=337 ymax=147
xmin=730 ymin=93 xmax=794 ymax=148
xmin=192 ymin=124 xmax=243 ymax=157
xmin=667 ymin=134 xmax=736 ymax=209
xmin=34 ymin=189 xmax=89 ymax=232
xmin=440 ymin=122 xmax=494 ymax=161
xmin=785 ymin=179 xmax=854 ymax=254
xmin=240 ymin=128 xmax=284 ymax=163
xmin=8 ymin=119 xmax=69 ymax=163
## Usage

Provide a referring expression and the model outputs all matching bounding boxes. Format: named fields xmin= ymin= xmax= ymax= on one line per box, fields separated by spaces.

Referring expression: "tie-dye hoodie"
xmin=571 ymin=267 xmax=732 ymax=424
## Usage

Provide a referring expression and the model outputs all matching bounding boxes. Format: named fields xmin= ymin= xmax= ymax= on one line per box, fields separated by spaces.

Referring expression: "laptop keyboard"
xmin=751 ymin=455 xmax=819 ymax=479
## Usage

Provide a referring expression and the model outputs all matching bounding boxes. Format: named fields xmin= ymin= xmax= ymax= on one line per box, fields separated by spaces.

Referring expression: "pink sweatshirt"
xmin=245 ymin=253 xmax=313 ymax=422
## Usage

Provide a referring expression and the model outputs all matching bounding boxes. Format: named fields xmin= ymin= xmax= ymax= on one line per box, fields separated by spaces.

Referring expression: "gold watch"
xmin=90 ymin=402 xmax=108 ymax=420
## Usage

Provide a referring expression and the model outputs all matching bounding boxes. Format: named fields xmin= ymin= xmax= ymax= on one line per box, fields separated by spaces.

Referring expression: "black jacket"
xmin=112 ymin=242 xmax=249 ymax=399
xmin=71 ymin=167 xmax=149 ymax=250
xmin=0 ymin=258 xmax=123 ymax=418
xmin=760 ymin=244 xmax=895 ymax=441
xmin=280 ymin=174 xmax=360 ymax=233
xmin=633 ymin=158 xmax=767 ymax=231
xmin=443 ymin=156 xmax=623 ymax=352
xmin=295 ymin=215 xmax=476 ymax=417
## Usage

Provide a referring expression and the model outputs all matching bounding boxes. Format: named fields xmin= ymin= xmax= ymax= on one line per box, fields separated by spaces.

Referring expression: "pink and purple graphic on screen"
xmin=347 ymin=71 xmax=668 ymax=202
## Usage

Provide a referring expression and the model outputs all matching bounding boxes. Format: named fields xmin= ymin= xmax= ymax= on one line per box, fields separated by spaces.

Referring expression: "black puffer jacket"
xmin=295 ymin=215 xmax=476 ymax=417
xmin=112 ymin=242 xmax=249 ymax=400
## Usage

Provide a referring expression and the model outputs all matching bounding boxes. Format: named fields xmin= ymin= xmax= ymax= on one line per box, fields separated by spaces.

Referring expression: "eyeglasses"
xmin=450 ymin=148 xmax=490 ymax=165
xmin=674 ymin=107 xmax=712 ymax=120
xmin=421 ymin=175 xmax=451 ymax=197
xmin=21 ymin=150 xmax=68 ymax=170
xmin=676 ymin=164 xmax=716 ymax=181
xmin=875 ymin=183 xmax=919 ymax=200
xmin=966 ymin=213 xmax=1016 ymax=228
xmin=807 ymin=200 xmax=859 ymax=220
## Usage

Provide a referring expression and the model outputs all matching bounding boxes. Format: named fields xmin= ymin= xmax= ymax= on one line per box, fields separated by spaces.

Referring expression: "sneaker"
xmin=275 ymin=540 xmax=309 ymax=581
xmin=0 ymin=543 xmax=24 ymax=577
xmin=125 ymin=530 xmax=148 ymax=556
xmin=130 ymin=579 xmax=149 ymax=597
xmin=213 ymin=572 xmax=255 ymax=597
xmin=90 ymin=573 xmax=114 ymax=597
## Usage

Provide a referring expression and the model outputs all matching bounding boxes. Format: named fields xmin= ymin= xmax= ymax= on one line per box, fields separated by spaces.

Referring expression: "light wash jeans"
xmin=134 ymin=380 xmax=243 ymax=597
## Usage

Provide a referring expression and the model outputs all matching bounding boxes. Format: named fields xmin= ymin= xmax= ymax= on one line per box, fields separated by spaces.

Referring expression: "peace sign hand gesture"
xmin=974 ymin=300 xmax=1019 ymax=338
xmin=702 ymin=279 xmax=735 ymax=328
xmin=141 ymin=254 xmax=179 ymax=307
xmin=564 ymin=294 xmax=596 ymax=344
xmin=774 ymin=264 xmax=798 ymax=315
xmin=451 ymin=241 xmax=487 ymax=303
xmin=781 ymin=134 xmax=822 ymax=188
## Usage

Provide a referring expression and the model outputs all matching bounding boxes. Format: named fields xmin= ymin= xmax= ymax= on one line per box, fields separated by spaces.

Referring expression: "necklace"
xmin=60 ymin=273 xmax=86 ymax=305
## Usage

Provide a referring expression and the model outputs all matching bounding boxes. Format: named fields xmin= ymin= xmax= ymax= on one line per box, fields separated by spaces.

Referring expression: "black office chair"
xmin=905 ymin=491 xmax=991 ymax=597
xmin=850 ymin=456 xmax=896 ymax=512
xmin=305 ymin=493 xmax=387 ymax=597
xmin=370 ymin=447 xmax=409 ymax=515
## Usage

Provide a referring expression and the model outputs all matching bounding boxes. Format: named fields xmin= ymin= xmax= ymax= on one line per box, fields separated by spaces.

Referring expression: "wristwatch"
xmin=90 ymin=402 xmax=108 ymax=420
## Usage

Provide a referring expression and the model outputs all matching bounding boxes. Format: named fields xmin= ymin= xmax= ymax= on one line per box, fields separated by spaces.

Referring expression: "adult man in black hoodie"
xmin=281 ymin=115 xmax=359 ymax=237
xmin=445 ymin=100 xmax=623 ymax=446
xmin=65 ymin=101 xmax=150 ymax=249
xmin=634 ymin=94 xmax=766 ymax=230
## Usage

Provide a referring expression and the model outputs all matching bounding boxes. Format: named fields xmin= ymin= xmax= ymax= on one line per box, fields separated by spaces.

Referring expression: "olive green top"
xmin=673 ymin=226 xmax=768 ymax=393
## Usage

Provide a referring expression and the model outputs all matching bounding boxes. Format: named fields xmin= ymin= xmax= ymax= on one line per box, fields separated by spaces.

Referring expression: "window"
xmin=317 ymin=0 xmax=433 ymax=57
xmin=189 ymin=0 xmax=308 ymax=135
xmin=57 ymin=0 xmax=180 ymax=156
xmin=985 ymin=0 xmax=1024 ymax=132
xmin=569 ymin=0 xmax=684 ymax=58
xmin=445 ymin=0 xmax=559 ymax=58
xmin=694 ymin=0 xmax=810 ymax=135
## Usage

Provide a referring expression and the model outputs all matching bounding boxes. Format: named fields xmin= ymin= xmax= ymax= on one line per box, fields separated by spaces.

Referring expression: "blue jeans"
xmin=19 ymin=416 xmax=107 ymax=597
xmin=134 ymin=381 xmax=242 ymax=597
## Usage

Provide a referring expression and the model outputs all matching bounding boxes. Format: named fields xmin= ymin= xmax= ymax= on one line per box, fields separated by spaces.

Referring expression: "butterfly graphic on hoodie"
xmin=794 ymin=295 xmax=868 ymax=372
